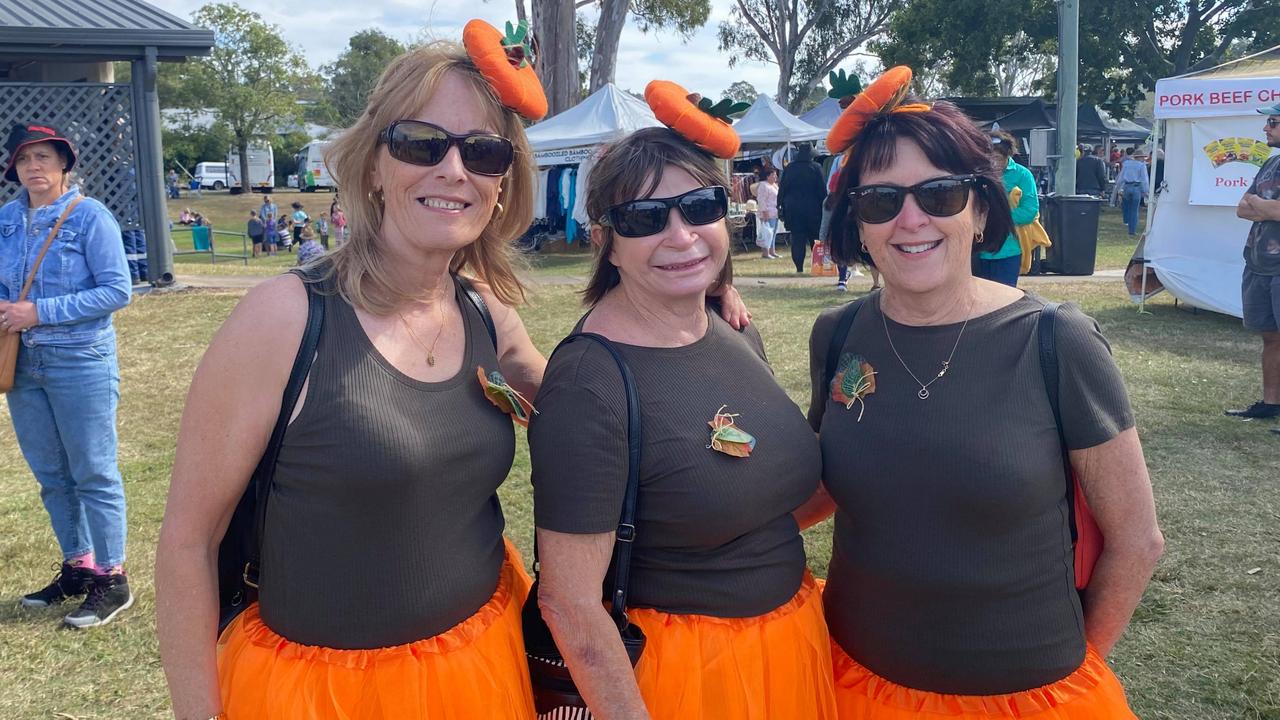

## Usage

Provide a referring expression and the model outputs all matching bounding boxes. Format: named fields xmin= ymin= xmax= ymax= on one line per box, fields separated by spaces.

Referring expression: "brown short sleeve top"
xmin=530 ymin=311 xmax=820 ymax=618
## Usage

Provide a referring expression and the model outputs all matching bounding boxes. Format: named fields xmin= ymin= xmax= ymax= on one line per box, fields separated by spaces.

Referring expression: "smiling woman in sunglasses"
xmin=157 ymin=23 xmax=554 ymax=720
xmin=807 ymin=67 xmax=1163 ymax=719
xmin=527 ymin=84 xmax=838 ymax=720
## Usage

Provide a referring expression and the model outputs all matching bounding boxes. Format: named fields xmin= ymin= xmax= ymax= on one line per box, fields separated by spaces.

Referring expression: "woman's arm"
xmin=792 ymin=481 xmax=835 ymax=530
xmin=1010 ymin=167 xmax=1040 ymax=226
xmin=475 ymin=284 xmax=547 ymax=399
xmin=1071 ymin=427 xmax=1164 ymax=656
xmin=537 ymin=528 xmax=651 ymax=720
xmin=156 ymin=274 xmax=309 ymax=720
xmin=34 ymin=205 xmax=131 ymax=326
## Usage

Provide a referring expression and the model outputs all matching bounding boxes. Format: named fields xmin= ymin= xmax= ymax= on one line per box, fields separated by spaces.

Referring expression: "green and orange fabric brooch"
xmin=707 ymin=405 xmax=756 ymax=457
xmin=826 ymin=65 xmax=931 ymax=155
xmin=478 ymin=366 xmax=537 ymax=427
xmin=830 ymin=353 xmax=876 ymax=421
xmin=463 ymin=19 xmax=548 ymax=121
xmin=645 ymin=80 xmax=747 ymax=159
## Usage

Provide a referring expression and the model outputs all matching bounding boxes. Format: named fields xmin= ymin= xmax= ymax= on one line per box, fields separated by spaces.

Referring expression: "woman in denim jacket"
xmin=1 ymin=123 xmax=133 ymax=628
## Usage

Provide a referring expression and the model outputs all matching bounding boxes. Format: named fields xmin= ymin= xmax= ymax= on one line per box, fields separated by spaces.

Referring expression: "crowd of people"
xmin=7 ymin=15 xmax=1280 ymax=720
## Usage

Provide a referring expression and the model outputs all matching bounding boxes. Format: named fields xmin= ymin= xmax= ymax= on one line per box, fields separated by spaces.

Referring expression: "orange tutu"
xmin=629 ymin=572 xmax=838 ymax=720
xmin=217 ymin=539 xmax=535 ymax=720
xmin=831 ymin=640 xmax=1136 ymax=719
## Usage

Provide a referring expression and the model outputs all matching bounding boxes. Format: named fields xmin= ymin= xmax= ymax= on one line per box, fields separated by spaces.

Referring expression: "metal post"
xmin=135 ymin=47 xmax=174 ymax=286
xmin=1055 ymin=0 xmax=1079 ymax=195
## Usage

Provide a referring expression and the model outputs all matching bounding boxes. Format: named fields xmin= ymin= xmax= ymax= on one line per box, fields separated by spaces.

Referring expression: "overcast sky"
xmin=163 ymin=0 xmax=873 ymax=103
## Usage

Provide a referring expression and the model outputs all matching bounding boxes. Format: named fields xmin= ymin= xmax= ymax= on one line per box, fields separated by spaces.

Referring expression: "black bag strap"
xmin=1037 ymin=301 xmax=1078 ymax=544
xmin=454 ymin=273 xmax=497 ymax=350
xmin=543 ymin=331 xmax=642 ymax=631
xmin=822 ymin=293 xmax=872 ymax=391
xmin=245 ymin=269 xmax=326 ymax=585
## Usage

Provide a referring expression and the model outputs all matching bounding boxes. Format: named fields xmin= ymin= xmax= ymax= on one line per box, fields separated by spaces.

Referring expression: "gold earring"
xmin=494 ymin=201 xmax=504 ymax=215
xmin=974 ymin=230 xmax=984 ymax=243
xmin=860 ymin=241 xmax=868 ymax=254
xmin=368 ymin=188 xmax=383 ymax=206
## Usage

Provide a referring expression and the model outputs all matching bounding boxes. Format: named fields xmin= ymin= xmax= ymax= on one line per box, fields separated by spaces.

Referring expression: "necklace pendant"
xmin=427 ymin=353 xmax=436 ymax=367
xmin=917 ymin=387 xmax=930 ymax=400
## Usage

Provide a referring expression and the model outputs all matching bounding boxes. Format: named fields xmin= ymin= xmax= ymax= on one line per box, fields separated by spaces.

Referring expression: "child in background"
xmin=296 ymin=224 xmax=325 ymax=265
xmin=332 ymin=206 xmax=347 ymax=244
xmin=316 ymin=212 xmax=331 ymax=249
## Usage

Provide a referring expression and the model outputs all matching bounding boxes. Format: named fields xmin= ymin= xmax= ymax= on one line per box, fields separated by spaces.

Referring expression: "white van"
xmin=295 ymin=141 xmax=335 ymax=192
xmin=193 ymin=162 xmax=229 ymax=190
xmin=226 ymin=144 xmax=276 ymax=194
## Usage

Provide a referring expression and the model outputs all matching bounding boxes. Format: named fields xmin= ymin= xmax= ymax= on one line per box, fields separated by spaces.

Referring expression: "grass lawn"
xmin=161 ymin=190 xmax=1145 ymax=280
xmin=3 ymin=262 xmax=1273 ymax=717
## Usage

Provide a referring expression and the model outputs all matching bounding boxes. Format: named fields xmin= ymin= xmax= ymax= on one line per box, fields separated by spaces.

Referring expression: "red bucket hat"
xmin=4 ymin=123 xmax=77 ymax=183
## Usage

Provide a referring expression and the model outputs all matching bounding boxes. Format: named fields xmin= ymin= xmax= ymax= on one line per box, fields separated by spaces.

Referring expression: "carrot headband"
xmin=826 ymin=66 xmax=931 ymax=155
xmin=644 ymin=80 xmax=746 ymax=159
xmin=462 ymin=19 xmax=548 ymax=121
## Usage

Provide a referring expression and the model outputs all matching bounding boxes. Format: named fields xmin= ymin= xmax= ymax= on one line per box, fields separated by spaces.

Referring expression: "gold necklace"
xmin=879 ymin=294 xmax=972 ymax=400
xmin=398 ymin=300 xmax=447 ymax=367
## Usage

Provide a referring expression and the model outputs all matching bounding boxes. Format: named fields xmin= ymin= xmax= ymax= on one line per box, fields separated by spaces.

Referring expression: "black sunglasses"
xmin=1266 ymin=118 xmax=1280 ymax=128
xmin=599 ymin=186 xmax=729 ymax=238
xmin=378 ymin=120 xmax=514 ymax=177
xmin=848 ymin=175 xmax=980 ymax=224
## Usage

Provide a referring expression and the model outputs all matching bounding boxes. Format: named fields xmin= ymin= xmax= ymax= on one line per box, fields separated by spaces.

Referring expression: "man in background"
xmin=1076 ymin=145 xmax=1109 ymax=198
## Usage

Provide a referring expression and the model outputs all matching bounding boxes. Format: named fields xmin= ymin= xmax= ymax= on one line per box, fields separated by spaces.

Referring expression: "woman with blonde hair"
xmin=157 ymin=23 xmax=550 ymax=719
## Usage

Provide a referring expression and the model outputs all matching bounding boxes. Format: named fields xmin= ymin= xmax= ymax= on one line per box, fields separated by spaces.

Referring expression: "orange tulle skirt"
xmin=217 ymin=539 xmax=535 ymax=720
xmin=830 ymin=640 xmax=1136 ymax=719
xmin=629 ymin=572 xmax=838 ymax=720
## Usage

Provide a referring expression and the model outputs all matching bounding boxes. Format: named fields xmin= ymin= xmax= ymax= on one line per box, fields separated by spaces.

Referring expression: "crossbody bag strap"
xmin=543 ymin=331 xmax=642 ymax=631
xmin=823 ymin=293 xmax=871 ymax=391
xmin=17 ymin=196 xmax=84 ymax=302
xmin=245 ymin=268 xmax=326 ymax=585
xmin=1037 ymin=302 xmax=1078 ymax=544
xmin=454 ymin=273 xmax=497 ymax=350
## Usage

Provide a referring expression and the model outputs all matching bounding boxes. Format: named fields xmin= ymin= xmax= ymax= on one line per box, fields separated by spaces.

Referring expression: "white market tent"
xmin=1145 ymin=45 xmax=1280 ymax=316
xmin=799 ymin=97 xmax=842 ymax=130
xmin=525 ymin=83 xmax=661 ymax=166
xmin=733 ymin=94 xmax=827 ymax=144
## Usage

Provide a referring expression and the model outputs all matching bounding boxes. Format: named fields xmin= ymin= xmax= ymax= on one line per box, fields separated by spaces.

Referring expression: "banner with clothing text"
xmin=1188 ymin=117 xmax=1273 ymax=206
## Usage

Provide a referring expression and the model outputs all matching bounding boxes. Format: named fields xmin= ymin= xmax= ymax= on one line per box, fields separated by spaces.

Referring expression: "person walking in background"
xmin=290 ymin=201 xmax=308 ymax=248
xmin=246 ymin=209 xmax=265 ymax=258
xmin=167 ymin=168 xmax=180 ymax=199
xmin=1076 ymin=144 xmax=1109 ymax=198
xmin=975 ymin=130 xmax=1035 ymax=287
xmin=259 ymin=196 xmax=278 ymax=251
xmin=316 ymin=211 xmax=331 ymax=249
xmin=779 ymin=143 xmax=826 ymax=273
xmin=1226 ymin=102 xmax=1280 ymax=430
xmin=332 ymin=205 xmax=347 ymax=244
xmin=1114 ymin=147 xmax=1149 ymax=235
xmin=0 ymin=122 xmax=134 ymax=628
xmin=756 ymin=168 xmax=780 ymax=259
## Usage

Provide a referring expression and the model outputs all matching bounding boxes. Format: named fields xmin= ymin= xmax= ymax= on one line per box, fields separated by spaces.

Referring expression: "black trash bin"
xmin=1039 ymin=195 xmax=1102 ymax=275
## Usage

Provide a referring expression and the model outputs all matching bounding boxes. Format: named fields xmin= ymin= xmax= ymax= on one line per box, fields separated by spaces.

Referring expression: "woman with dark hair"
xmin=530 ymin=84 xmax=836 ymax=719
xmin=779 ymin=143 xmax=827 ymax=272
xmin=975 ymin=129 xmax=1037 ymax=287
xmin=1 ymin=123 xmax=134 ymax=628
xmin=810 ymin=67 xmax=1162 ymax=718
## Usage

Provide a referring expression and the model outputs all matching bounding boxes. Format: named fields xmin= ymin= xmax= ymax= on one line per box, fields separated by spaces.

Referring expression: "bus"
xmin=226 ymin=144 xmax=275 ymax=194
xmin=295 ymin=141 xmax=335 ymax=192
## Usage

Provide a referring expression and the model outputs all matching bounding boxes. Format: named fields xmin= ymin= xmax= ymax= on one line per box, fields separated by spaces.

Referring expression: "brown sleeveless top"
xmin=258 ymin=274 xmax=515 ymax=650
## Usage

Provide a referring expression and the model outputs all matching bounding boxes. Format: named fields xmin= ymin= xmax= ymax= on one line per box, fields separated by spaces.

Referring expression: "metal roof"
xmin=0 ymin=0 xmax=214 ymax=61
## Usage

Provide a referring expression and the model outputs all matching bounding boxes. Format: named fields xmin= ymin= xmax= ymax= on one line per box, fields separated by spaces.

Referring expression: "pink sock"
xmin=94 ymin=564 xmax=125 ymax=576
xmin=67 ymin=553 xmax=94 ymax=569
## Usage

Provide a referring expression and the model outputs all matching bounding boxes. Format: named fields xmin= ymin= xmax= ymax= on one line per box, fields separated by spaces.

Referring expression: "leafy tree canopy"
xmin=324 ymin=29 xmax=406 ymax=126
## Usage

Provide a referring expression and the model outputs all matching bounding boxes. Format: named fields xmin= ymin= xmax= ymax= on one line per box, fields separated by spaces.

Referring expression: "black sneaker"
xmin=19 ymin=563 xmax=95 ymax=609
xmin=63 ymin=574 xmax=134 ymax=628
xmin=1224 ymin=401 xmax=1280 ymax=419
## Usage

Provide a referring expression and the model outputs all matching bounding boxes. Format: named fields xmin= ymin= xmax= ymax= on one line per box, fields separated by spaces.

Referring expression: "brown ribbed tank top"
xmin=258 ymin=275 xmax=515 ymax=650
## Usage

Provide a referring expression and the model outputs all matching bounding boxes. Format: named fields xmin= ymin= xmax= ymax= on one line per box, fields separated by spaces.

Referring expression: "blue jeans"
xmin=7 ymin=337 xmax=128 ymax=567
xmin=1121 ymin=185 xmax=1143 ymax=235
xmin=975 ymin=254 xmax=1021 ymax=287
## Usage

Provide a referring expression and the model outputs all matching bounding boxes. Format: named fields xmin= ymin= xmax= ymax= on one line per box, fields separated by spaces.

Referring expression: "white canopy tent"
xmin=525 ymin=83 xmax=661 ymax=166
xmin=1144 ymin=45 xmax=1280 ymax=316
xmin=733 ymin=94 xmax=826 ymax=145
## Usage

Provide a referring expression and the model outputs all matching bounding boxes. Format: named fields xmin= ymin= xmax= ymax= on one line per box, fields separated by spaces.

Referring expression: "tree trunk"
xmin=238 ymin=134 xmax=251 ymax=196
xmin=590 ymin=0 xmax=629 ymax=92
xmin=515 ymin=0 xmax=527 ymax=25
xmin=533 ymin=0 xmax=579 ymax=116
xmin=776 ymin=53 xmax=795 ymax=112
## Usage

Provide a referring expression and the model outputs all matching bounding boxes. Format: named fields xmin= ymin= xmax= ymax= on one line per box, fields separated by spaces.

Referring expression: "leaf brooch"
xmin=707 ymin=405 xmax=756 ymax=458
xmin=477 ymin=367 xmax=537 ymax=427
xmin=830 ymin=353 xmax=877 ymax=421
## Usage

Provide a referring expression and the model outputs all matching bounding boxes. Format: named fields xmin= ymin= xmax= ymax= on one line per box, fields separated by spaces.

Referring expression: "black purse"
xmin=522 ymin=332 xmax=647 ymax=717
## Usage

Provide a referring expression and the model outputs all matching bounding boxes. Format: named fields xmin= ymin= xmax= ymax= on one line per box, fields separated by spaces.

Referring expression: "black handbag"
xmin=216 ymin=271 xmax=496 ymax=633
xmin=522 ymin=332 xmax=647 ymax=717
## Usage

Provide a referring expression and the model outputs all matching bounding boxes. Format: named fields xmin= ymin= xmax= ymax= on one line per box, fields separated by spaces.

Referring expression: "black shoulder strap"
xmin=454 ymin=273 xmax=497 ymax=350
xmin=546 ymin=332 xmax=642 ymax=631
xmin=823 ymin=294 xmax=870 ymax=391
xmin=1037 ymin=301 xmax=1078 ymax=544
xmin=246 ymin=270 xmax=326 ymax=583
